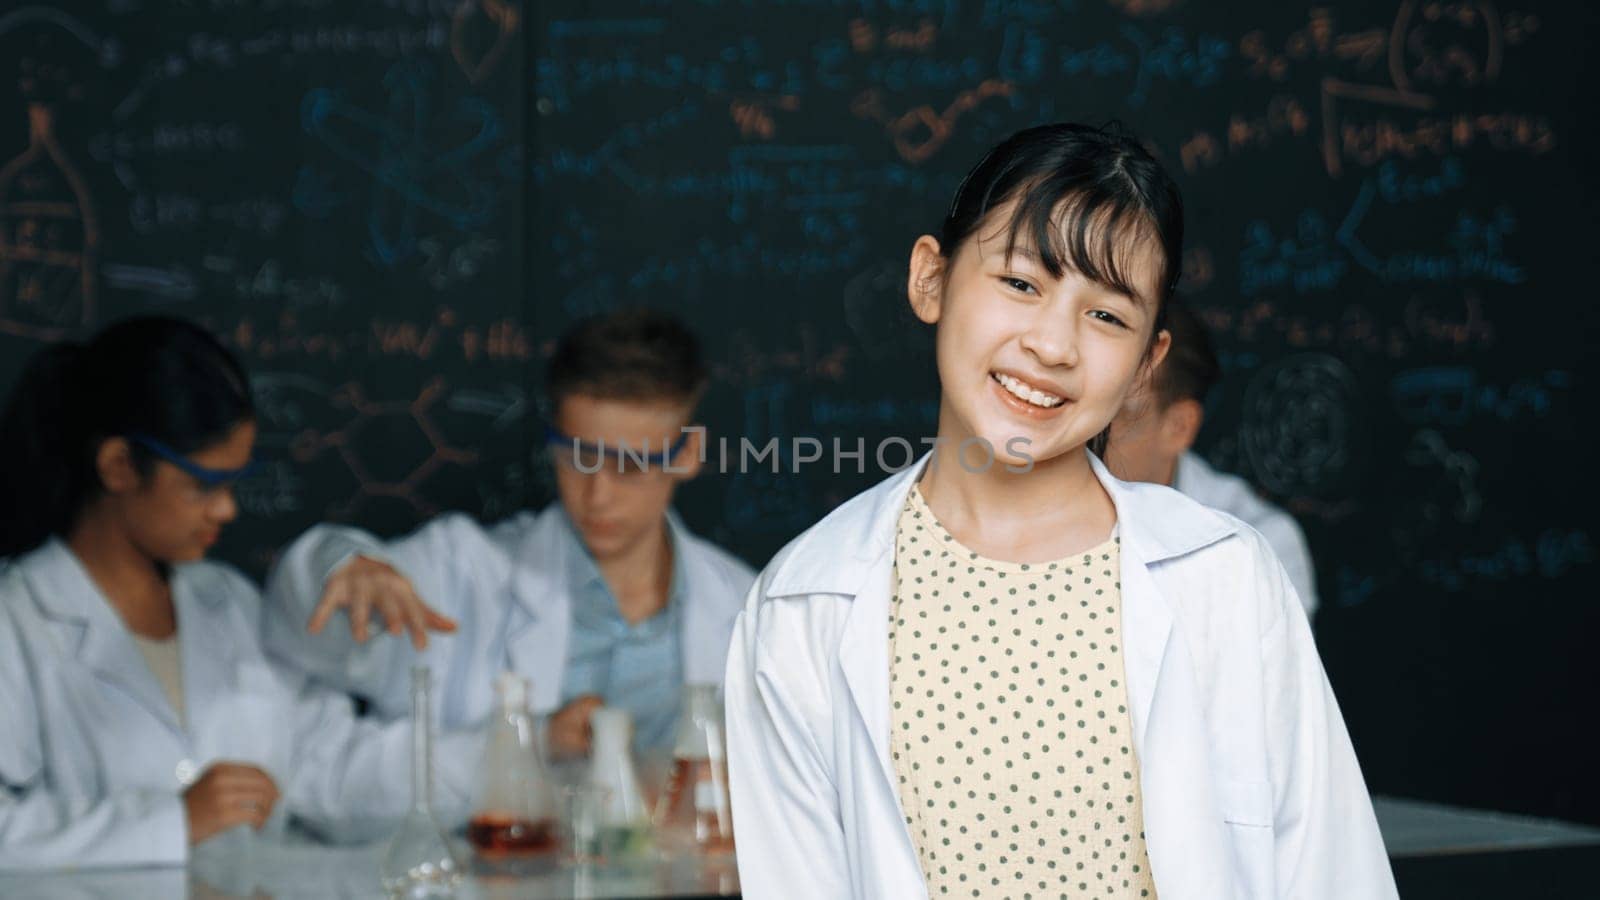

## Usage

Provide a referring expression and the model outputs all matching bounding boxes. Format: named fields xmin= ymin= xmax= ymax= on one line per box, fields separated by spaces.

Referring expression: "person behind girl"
xmin=0 ymin=317 xmax=480 ymax=870
xmin=1104 ymin=298 xmax=1319 ymax=617
xmin=724 ymin=124 xmax=1395 ymax=899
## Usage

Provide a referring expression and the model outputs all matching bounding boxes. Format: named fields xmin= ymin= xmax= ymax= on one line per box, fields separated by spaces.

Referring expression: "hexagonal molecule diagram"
xmin=290 ymin=378 xmax=478 ymax=519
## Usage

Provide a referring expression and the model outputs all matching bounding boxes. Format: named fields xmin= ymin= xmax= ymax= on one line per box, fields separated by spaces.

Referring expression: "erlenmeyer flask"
xmin=651 ymin=684 xmax=734 ymax=856
xmin=380 ymin=666 xmax=464 ymax=898
xmin=0 ymin=103 xmax=97 ymax=340
xmin=587 ymin=708 xmax=654 ymax=860
xmin=467 ymin=673 xmax=559 ymax=859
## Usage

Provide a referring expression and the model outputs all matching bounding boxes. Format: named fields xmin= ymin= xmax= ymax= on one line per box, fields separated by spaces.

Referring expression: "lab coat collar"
xmin=503 ymin=504 xmax=727 ymax=707
xmin=20 ymin=539 xmax=226 ymax=737
xmin=764 ymin=450 xmax=1240 ymax=600
xmin=758 ymin=449 xmax=1243 ymax=886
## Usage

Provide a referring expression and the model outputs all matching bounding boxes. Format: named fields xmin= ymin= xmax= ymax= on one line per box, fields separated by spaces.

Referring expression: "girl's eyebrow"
xmin=998 ymin=244 xmax=1046 ymax=268
xmin=1000 ymin=245 xmax=1154 ymax=310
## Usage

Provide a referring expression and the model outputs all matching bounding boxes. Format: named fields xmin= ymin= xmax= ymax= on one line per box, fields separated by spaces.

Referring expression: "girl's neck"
xmin=66 ymin=505 xmax=176 ymax=640
xmin=917 ymin=434 xmax=1117 ymax=565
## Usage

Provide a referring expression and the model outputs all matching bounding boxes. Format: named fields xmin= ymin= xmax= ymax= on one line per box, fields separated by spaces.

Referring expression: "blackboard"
xmin=2 ymin=1 xmax=1595 ymax=825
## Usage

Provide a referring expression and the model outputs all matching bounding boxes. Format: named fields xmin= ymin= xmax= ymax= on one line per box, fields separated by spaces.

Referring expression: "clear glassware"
xmin=651 ymin=684 xmax=734 ymax=857
xmin=558 ymin=782 xmax=611 ymax=867
xmin=466 ymin=673 xmax=560 ymax=860
xmin=380 ymin=666 xmax=464 ymax=898
xmin=587 ymin=708 xmax=654 ymax=860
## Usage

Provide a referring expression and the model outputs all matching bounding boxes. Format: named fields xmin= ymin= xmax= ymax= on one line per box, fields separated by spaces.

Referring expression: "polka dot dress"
xmin=888 ymin=484 xmax=1157 ymax=899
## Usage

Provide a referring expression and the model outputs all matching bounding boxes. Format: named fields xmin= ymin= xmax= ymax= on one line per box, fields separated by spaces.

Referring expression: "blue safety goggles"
xmin=543 ymin=425 xmax=692 ymax=472
xmin=128 ymin=433 xmax=262 ymax=488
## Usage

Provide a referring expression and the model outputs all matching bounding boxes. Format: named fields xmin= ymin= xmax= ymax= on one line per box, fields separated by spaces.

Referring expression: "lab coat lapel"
xmin=1115 ymin=553 xmax=1172 ymax=770
xmin=1116 ymin=551 xmax=1235 ymax=898
xmin=504 ymin=511 xmax=572 ymax=713
xmin=678 ymin=551 xmax=725 ymax=687
xmin=835 ymin=542 xmax=899 ymax=795
xmin=1091 ymin=455 xmax=1239 ymax=899
xmin=25 ymin=540 xmax=186 ymax=738
xmin=826 ymin=464 xmax=926 ymax=806
xmin=670 ymin=518 xmax=736 ymax=687
xmin=172 ymin=568 xmax=238 ymax=740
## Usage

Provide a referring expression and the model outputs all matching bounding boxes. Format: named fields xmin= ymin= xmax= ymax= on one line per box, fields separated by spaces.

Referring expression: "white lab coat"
xmin=262 ymin=506 xmax=755 ymax=725
xmin=0 ymin=540 xmax=481 ymax=871
xmin=1175 ymin=451 xmax=1319 ymax=617
xmin=725 ymin=453 xmax=1396 ymax=900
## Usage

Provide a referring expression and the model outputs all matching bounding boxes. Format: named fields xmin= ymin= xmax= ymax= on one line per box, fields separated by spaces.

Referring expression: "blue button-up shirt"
xmin=556 ymin=510 xmax=685 ymax=754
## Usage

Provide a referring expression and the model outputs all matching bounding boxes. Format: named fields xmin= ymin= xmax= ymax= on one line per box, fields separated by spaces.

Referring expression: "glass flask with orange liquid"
xmin=651 ymin=684 xmax=734 ymax=857
xmin=466 ymin=673 xmax=559 ymax=860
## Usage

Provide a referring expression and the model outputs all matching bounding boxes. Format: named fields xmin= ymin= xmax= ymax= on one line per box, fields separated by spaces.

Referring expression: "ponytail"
xmin=0 ymin=343 xmax=88 ymax=556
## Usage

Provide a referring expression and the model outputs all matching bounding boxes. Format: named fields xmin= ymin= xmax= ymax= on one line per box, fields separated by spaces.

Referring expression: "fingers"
xmin=549 ymin=695 xmax=606 ymax=758
xmin=397 ymin=588 xmax=431 ymax=651
xmin=422 ymin=607 xmax=458 ymax=633
xmin=310 ymin=558 xmax=443 ymax=647
xmin=306 ymin=580 xmax=350 ymax=635
xmin=186 ymin=765 xmax=282 ymax=842
xmin=213 ymin=765 xmax=279 ymax=828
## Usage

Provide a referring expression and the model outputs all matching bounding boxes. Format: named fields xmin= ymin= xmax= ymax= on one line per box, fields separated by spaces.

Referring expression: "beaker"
xmin=651 ymin=684 xmax=734 ymax=856
xmin=380 ymin=666 xmax=464 ymax=898
xmin=466 ymin=672 xmax=559 ymax=859
xmin=587 ymin=707 xmax=654 ymax=860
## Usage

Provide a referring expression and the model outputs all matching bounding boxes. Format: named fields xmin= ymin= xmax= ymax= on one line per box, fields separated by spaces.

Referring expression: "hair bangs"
xmin=1001 ymin=176 xmax=1164 ymax=303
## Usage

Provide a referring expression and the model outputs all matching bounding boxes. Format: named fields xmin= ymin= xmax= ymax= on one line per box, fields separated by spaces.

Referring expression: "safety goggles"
xmin=127 ymin=433 xmax=262 ymax=488
xmin=543 ymin=425 xmax=692 ymax=475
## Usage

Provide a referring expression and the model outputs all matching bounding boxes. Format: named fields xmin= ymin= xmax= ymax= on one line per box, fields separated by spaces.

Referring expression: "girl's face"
xmin=95 ymin=420 xmax=255 ymax=563
xmin=908 ymin=204 xmax=1170 ymax=471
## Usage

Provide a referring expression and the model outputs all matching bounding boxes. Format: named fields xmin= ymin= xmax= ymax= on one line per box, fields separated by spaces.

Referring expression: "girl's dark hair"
xmin=938 ymin=122 xmax=1185 ymax=456
xmin=0 ymin=317 xmax=255 ymax=557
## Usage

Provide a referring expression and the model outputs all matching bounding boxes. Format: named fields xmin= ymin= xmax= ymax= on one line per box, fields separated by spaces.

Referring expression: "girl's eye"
xmin=1000 ymin=276 xmax=1036 ymax=294
xmin=1090 ymin=309 xmax=1129 ymax=329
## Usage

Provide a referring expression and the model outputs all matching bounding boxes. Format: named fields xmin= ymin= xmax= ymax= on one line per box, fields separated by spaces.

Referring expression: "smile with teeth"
xmin=993 ymin=372 xmax=1065 ymax=408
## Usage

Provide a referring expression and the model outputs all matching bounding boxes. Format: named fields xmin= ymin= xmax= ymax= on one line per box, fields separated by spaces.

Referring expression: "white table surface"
xmin=4 ymin=795 xmax=1598 ymax=898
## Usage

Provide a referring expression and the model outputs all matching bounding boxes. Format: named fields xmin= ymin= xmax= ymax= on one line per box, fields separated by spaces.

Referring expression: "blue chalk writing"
xmin=1239 ymin=212 xmax=1348 ymax=297
xmin=1391 ymin=367 xmax=1572 ymax=425
xmin=1418 ymin=529 xmax=1595 ymax=592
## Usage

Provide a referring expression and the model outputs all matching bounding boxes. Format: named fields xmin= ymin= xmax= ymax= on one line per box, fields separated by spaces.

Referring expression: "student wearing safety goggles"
xmin=0 ymin=318 xmax=481 ymax=870
xmin=262 ymin=309 xmax=754 ymax=764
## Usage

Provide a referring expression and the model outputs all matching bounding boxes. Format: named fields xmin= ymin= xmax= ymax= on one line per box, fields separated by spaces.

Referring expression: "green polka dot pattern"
xmin=888 ymin=485 xmax=1157 ymax=899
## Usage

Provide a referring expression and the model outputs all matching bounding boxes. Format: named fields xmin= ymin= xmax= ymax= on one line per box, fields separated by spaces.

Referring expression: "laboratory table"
xmin=3 ymin=795 xmax=1598 ymax=898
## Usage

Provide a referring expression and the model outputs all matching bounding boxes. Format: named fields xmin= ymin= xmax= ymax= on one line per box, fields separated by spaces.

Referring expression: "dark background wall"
xmin=2 ymin=1 xmax=1594 ymax=824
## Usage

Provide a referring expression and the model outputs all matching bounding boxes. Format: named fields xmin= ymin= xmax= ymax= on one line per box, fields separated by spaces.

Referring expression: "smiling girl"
xmin=724 ymin=124 xmax=1395 ymax=899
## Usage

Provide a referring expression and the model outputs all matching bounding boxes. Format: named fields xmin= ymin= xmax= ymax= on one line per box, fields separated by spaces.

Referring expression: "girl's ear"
xmin=94 ymin=437 xmax=141 ymax=495
xmin=907 ymin=235 xmax=946 ymax=325
xmin=1139 ymin=328 xmax=1172 ymax=386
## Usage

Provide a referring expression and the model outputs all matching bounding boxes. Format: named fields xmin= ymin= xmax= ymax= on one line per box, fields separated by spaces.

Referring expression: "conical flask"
xmin=651 ymin=684 xmax=734 ymax=856
xmin=466 ymin=673 xmax=559 ymax=859
xmin=587 ymin=707 xmax=654 ymax=859
xmin=0 ymin=103 xmax=97 ymax=340
xmin=380 ymin=666 xmax=464 ymax=898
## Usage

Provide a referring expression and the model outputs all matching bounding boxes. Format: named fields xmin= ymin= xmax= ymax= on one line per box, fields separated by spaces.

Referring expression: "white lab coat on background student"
xmin=0 ymin=540 xmax=481 ymax=871
xmin=1175 ymin=451 xmax=1319 ymax=617
xmin=725 ymin=453 xmax=1396 ymax=900
xmin=262 ymin=506 xmax=754 ymax=726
